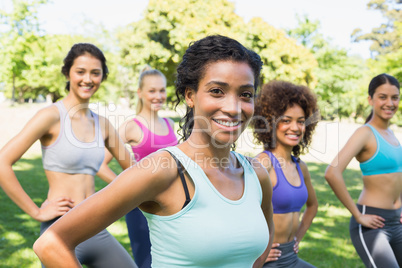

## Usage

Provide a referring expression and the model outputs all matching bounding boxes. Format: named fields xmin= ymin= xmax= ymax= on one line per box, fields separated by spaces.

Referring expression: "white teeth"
xmin=286 ymin=134 xmax=299 ymax=138
xmin=214 ymin=119 xmax=240 ymax=127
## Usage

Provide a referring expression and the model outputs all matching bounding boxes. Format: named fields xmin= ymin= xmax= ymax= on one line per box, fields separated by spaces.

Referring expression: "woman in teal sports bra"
xmin=34 ymin=35 xmax=274 ymax=268
xmin=0 ymin=43 xmax=136 ymax=267
xmin=325 ymin=73 xmax=401 ymax=268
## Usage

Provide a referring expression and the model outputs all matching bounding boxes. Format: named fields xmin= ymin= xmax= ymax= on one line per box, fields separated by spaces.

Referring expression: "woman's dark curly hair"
xmin=251 ymin=80 xmax=319 ymax=158
xmin=61 ymin=43 xmax=109 ymax=91
xmin=175 ymin=35 xmax=263 ymax=141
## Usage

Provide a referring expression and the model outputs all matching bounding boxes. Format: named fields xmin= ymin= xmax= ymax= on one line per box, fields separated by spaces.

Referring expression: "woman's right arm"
xmin=0 ymin=107 xmax=74 ymax=221
xmin=325 ymin=127 xmax=385 ymax=228
xmin=34 ymin=150 xmax=177 ymax=267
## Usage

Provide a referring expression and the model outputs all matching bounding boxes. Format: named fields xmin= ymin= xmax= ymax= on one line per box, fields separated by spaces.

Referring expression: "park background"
xmin=0 ymin=0 xmax=401 ymax=267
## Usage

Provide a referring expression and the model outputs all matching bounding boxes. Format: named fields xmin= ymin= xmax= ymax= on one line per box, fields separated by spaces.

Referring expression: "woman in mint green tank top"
xmin=34 ymin=35 xmax=274 ymax=268
xmin=325 ymin=73 xmax=402 ymax=268
xmin=0 ymin=43 xmax=136 ymax=267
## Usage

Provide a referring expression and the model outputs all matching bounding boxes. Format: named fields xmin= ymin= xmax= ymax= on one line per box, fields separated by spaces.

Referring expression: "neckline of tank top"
xmin=134 ymin=117 xmax=172 ymax=137
xmin=58 ymin=100 xmax=99 ymax=144
xmin=366 ymin=123 xmax=401 ymax=148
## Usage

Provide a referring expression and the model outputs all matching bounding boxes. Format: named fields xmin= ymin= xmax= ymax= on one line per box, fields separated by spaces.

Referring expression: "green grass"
xmin=0 ymin=155 xmax=364 ymax=267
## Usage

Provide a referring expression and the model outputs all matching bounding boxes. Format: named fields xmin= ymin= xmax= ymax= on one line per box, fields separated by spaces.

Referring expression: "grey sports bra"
xmin=41 ymin=101 xmax=105 ymax=175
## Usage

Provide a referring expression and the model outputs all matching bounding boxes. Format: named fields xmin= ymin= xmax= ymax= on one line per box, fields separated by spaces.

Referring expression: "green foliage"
xmin=287 ymin=15 xmax=369 ymax=121
xmin=117 ymin=0 xmax=318 ymax=106
xmin=0 ymin=156 xmax=132 ymax=267
xmin=0 ymin=0 xmax=48 ymax=103
xmin=245 ymin=17 xmax=318 ymax=87
xmin=352 ymin=0 xmax=402 ymax=57
xmin=0 ymin=154 xmax=364 ymax=267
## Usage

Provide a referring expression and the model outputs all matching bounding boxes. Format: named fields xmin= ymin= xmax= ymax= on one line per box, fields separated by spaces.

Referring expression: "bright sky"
xmin=2 ymin=0 xmax=384 ymax=58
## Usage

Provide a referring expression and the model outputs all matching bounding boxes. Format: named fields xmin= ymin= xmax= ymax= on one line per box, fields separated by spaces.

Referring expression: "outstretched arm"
xmin=34 ymin=151 xmax=175 ymax=267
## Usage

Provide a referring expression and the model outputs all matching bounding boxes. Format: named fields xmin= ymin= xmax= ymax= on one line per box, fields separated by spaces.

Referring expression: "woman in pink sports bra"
xmin=325 ymin=73 xmax=401 ymax=268
xmin=252 ymin=81 xmax=319 ymax=268
xmin=102 ymin=66 xmax=177 ymax=268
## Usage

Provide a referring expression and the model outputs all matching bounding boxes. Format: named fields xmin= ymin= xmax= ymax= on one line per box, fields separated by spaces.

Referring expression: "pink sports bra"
xmin=131 ymin=118 xmax=178 ymax=161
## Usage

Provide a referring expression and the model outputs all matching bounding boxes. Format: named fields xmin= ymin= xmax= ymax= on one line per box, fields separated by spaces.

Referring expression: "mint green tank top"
xmin=142 ymin=146 xmax=269 ymax=267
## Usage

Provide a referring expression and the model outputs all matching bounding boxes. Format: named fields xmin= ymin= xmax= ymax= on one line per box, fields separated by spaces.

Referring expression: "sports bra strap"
xmin=167 ymin=151 xmax=191 ymax=208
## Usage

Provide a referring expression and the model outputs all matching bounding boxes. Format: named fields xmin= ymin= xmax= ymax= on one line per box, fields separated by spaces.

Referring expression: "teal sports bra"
xmin=359 ymin=124 xmax=402 ymax=176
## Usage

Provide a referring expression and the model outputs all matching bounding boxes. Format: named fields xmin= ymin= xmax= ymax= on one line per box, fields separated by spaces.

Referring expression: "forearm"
xmin=325 ymin=169 xmax=361 ymax=219
xmin=96 ymin=163 xmax=116 ymax=184
xmin=295 ymin=206 xmax=317 ymax=242
xmin=0 ymin=166 xmax=40 ymax=219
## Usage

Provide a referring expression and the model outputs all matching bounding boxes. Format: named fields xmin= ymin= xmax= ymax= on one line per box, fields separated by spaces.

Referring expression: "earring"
xmin=188 ymin=104 xmax=193 ymax=109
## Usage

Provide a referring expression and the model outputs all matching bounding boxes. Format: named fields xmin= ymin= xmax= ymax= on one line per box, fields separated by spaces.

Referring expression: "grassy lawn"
xmin=0 ymin=154 xmax=364 ymax=267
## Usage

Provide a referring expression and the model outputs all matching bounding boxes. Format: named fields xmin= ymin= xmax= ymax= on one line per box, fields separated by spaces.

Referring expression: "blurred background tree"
xmin=0 ymin=0 xmax=401 ymax=124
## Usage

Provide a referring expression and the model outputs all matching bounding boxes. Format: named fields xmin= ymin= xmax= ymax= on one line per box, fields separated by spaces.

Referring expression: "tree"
xmin=245 ymin=17 xmax=317 ymax=87
xmin=288 ymin=15 xmax=368 ymax=120
xmin=0 ymin=0 xmax=48 ymax=103
xmin=117 ymin=0 xmax=318 ymax=106
xmin=352 ymin=0 xmax=402 ymax=57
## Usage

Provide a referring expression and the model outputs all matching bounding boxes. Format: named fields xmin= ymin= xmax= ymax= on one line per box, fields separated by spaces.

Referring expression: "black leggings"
xmin=350 ymin=204 xmax=402 ymax=268
xmin=40 ymin=218 xmax=137 ymax=268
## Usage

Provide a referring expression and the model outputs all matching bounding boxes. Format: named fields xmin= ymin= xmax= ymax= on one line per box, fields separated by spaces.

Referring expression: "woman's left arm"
xmin=251 ymin=158 xmax=274 ymax=268
xmin=293 ymin=161 xmax=318 ymax=252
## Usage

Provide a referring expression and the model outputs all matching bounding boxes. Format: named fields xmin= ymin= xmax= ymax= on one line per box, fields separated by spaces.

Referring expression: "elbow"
xmin=324 ymin=166 xmax=335 ymax=183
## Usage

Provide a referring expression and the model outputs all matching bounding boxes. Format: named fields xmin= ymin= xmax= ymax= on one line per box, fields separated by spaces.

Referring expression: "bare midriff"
xmin=359 ymin=172 xmax=402 ymax=209
xmin=45 ymin=170 xmax=96 ymax=206
xmin=272 ymin=212 xmax=300 ymax=243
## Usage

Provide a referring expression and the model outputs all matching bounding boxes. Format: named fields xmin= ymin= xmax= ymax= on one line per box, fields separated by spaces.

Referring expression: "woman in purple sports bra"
xmin=0 ymin=43 xmax=136 ymax=267
xmin=252 ymin=80 xmax=319 ymax=268
xmin=325 ymin=73 xmax=401 ymax=268
xmin=102 ymin=66 xmax=178 ymax=268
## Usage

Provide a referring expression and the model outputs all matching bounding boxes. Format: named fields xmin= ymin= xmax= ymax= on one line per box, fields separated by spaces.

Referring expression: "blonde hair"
xmin=136 ymin=65 xmax=166 ymax=114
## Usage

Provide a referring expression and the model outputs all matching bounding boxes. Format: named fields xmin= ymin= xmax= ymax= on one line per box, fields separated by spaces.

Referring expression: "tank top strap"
xmin=291 ymin=155 xmax=304 ymax=182
xmin=133 ymin=118 xmax=148 ymax=132
xmin=162 ymin=118 xmax=174 ymax=133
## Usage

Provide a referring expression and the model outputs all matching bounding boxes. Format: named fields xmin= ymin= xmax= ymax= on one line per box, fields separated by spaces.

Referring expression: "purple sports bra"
xmin=263 ymin=151 xmax=308 ymax=214
xmin=131 ymin=118 xmax=178 ymax=161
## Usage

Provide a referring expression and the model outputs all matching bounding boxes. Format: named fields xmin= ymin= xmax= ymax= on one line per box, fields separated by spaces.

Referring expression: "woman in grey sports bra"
xmin=325 ymin=73 xmax=402 ymax=268
xmin=0 ymin=43 xmax=136 ymax=268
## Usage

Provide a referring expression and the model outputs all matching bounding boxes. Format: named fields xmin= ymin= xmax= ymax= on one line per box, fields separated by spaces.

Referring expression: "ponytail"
xmin=365 ymin=110 xmax=373 ymax=124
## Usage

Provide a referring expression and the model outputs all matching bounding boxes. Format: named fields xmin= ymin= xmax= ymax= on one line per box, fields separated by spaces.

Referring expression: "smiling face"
xmin=185 ymin=60 xmax=255 ymax=147
xmin=138 ymin=75 xmax=167 ymax=112
xmin=369 ymin=83 xmax=400 ymax=121
xmin=67 ymin=53 xmax=103 ymax=101
xmin=275 ymin=104 xmax=306 ymax=149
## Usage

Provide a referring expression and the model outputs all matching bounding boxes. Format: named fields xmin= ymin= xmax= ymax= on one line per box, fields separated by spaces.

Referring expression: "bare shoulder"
xmin=254 ymin=151 xmax=272 ymax=172
xmin=342 ymin=125 xmax=374 ymax=151
xmin=353 ymin=125 xmax=373 ymax=139
xmin=118 ymin=117 xmax=142 ymax=143
xmin=136 ymin=149 xmax=179 ymax=190
xmin=298 ymin=159 xmax=308 ymax=173
xmin=36 ymin=104 xmax=60 ymax=122
xmin=246 ymin=156 xmax=270 ymax=183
